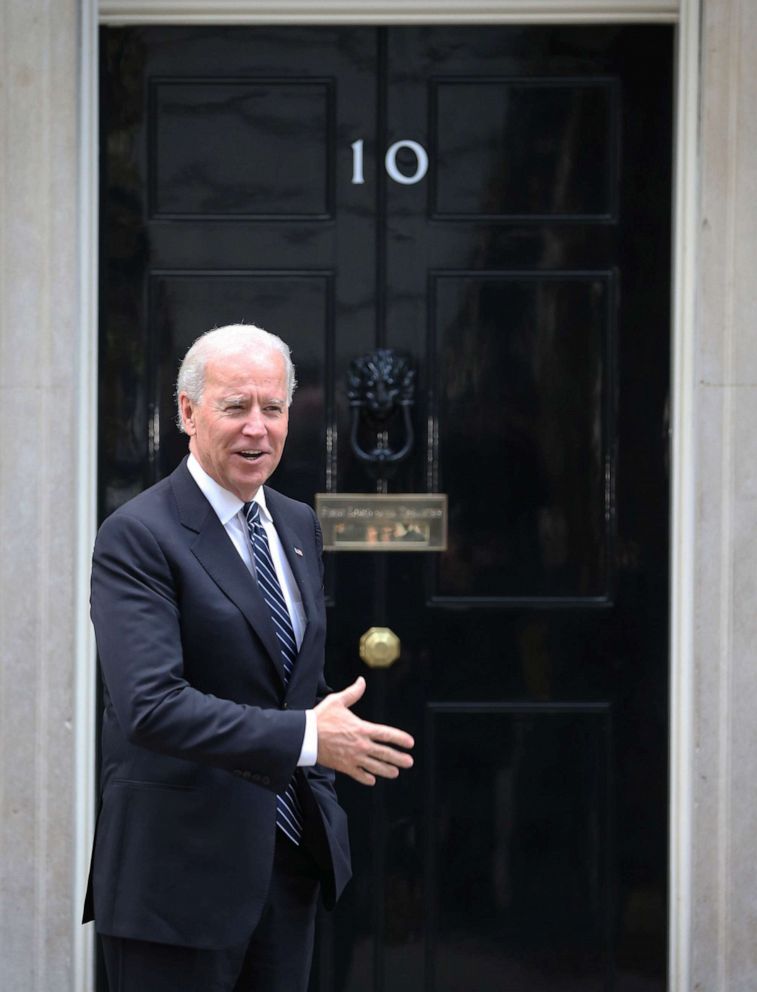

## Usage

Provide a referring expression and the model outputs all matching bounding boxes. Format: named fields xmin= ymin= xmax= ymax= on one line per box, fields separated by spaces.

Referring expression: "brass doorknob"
xmin=359 ymin=626 xmax=401 ymax=669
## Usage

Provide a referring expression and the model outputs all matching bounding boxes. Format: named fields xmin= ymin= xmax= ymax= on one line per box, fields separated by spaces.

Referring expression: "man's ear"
xmin=179 ymin=393 xmax=195 ymax=435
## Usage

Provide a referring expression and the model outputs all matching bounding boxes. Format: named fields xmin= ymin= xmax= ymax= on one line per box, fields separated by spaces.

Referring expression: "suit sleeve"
xmin=91 ymin=510 xmax=304 ymax=793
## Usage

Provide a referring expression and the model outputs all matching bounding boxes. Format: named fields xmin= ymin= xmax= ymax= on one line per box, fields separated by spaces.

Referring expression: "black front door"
xmin=100 ymin=24 xmax=672 ymax=992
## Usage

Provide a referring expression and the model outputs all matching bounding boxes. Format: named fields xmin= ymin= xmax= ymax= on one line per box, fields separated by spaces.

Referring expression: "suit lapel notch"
xmin=170 ymin=457 xmax=212 ymax=534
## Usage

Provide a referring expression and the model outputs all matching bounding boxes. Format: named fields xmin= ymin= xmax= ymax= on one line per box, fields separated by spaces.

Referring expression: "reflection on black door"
xmin=100 ymin=25 xmax=672 ymax=992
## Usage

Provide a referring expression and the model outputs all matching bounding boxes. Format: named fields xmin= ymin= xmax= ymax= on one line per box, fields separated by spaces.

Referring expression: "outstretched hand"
xmin=314 ymin=676 xmax=414 ymax=786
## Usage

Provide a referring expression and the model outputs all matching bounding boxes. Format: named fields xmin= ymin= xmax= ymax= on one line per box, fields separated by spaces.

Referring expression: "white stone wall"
xmin=0 ymin=0 xmax=85 ymax=988
xmin=0 ymin=1 xmax=756 ymax=990
xmin=692 ymin=1 xmax=757 ymax=989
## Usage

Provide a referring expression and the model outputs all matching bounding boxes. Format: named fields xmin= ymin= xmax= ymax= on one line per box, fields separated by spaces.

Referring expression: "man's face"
xmin=180 ymin=346 xmax=289 ymax=501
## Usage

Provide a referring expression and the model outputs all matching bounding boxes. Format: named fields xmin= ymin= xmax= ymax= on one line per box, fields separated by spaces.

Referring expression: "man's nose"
xmin=241 ymin=408 xmax=266 ymax=435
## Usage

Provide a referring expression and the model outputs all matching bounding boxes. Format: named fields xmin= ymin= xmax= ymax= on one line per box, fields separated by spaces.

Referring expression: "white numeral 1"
xmin=351 ymin=139 xmax=365 ymax=185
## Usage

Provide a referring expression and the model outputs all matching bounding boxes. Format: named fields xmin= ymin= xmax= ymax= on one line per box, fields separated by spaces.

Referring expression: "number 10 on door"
xmin=351 ymin=139 xmax=429 ymax=186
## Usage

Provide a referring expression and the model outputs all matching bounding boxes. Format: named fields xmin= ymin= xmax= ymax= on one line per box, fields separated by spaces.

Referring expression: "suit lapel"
xmin=170 ymin=460 xmax=286 ymax=684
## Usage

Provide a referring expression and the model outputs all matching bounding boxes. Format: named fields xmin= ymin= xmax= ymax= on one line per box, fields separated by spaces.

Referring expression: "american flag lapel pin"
xmin=294 ymin=546 xmax=304 ymax=557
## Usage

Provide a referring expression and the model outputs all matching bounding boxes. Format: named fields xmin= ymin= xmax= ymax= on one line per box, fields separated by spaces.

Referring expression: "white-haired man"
xmin=84 ymin=324 xmax=414 ymax=991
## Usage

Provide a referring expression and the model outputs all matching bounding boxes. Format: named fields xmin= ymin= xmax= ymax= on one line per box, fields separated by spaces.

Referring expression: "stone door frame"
xmin=74 ymin=2 xmax=701 ymax=989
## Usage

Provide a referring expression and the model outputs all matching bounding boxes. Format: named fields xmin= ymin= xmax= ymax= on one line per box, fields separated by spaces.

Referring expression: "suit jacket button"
xmin=262 ymin=776 xmax=271 ymax=786
xmin=282 ymin=702 xmax=288 ymax=710
xmin=251 ymin=773 xmax=261 ymax=782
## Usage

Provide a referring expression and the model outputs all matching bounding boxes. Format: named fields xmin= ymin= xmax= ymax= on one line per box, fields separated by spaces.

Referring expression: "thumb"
xmin=337 ymin=675 xmax=366 ymax=708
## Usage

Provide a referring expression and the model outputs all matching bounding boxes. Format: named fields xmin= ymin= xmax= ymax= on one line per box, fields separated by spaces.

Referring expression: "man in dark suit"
xmin=85 ymin=324 xmax=414 ymax=991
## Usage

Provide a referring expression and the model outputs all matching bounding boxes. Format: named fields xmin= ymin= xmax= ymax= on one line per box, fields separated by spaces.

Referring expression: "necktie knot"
xmin=244 ymin=500 xmax=260 ymax=526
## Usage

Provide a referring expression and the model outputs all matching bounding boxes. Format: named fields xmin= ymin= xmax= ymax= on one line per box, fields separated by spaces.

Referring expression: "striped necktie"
xmin=244 ymin=500 xmax=304 ymax=846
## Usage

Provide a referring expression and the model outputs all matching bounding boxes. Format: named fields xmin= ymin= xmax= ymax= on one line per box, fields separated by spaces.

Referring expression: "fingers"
xmin=350 ymin=766 xmax=377 ymax=787
xmin=370 ymin=742 xmax=414 ymax=770
xmin=346 ymin=755 xmax=403 ymax=787
xmin=344 ymin=742 xmax=414 ymax=786
xmin=334 ymin=675 xmax=366 ymax=709
xmin=360 ymin=721 xmax=415 ymax=752
xmin=358 ymin=757 xmax=402 ymax=780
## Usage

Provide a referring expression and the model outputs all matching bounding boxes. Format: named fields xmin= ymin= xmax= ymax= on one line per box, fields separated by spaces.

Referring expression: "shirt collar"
xmin=187 ymin=453 xmax=271 ymax=525
xmin=253 ymin=485 xmax=272 ymax=522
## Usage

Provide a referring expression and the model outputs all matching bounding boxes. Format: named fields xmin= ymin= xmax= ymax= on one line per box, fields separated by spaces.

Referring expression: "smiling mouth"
xmin=237 ymin=450 xmax=265 ymax=461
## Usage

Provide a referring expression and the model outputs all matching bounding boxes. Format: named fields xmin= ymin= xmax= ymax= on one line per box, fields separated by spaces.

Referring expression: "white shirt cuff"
xmin=296 ymin=710 xmax=318 ymax=766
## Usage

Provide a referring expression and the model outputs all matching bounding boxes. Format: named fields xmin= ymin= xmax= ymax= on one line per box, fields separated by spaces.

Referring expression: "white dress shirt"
xmin=187 ymin=453 xmax=318 ymax=766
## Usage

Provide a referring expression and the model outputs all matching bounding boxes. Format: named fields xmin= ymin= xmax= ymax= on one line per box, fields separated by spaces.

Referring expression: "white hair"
xmin=175 ymin=323 xmax=297 ymax=433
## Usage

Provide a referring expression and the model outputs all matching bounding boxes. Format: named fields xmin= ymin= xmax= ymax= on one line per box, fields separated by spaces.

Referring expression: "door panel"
xmin=431 ymin=271 xmax=612 ymax=601
xmin=431 ymin=78 xmax=617 ymax=220
xmin=100 ymin=24 xmax=672 ymax=992
xmin=150 ymin=79 xmax=335 ymax=218
xmin=427 ymin=704 xmax=611 ymax=990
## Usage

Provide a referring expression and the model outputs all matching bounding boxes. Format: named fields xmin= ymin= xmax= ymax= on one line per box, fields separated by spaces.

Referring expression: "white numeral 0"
xmin=351 ymin=138 xmax=429 ymax=186
xmin=385 ymin=140 xmax=429 ymax=185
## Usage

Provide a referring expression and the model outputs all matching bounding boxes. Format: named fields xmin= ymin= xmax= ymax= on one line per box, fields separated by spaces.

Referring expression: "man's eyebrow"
xmin=217 ymin=393 xmax=287 ymax=406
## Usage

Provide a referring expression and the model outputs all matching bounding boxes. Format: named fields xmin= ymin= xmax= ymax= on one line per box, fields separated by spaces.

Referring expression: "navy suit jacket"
xmin=84 ymin=458 xmax=351 ymax=949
